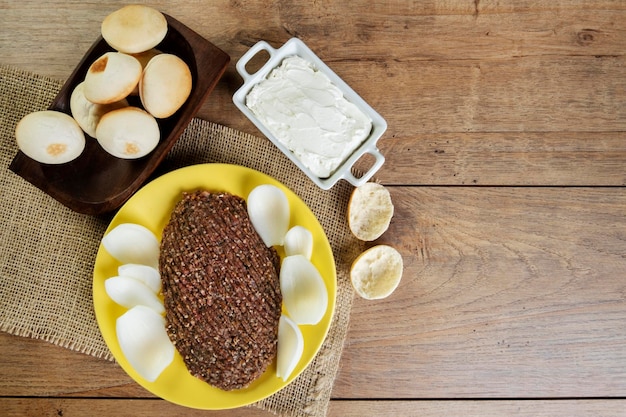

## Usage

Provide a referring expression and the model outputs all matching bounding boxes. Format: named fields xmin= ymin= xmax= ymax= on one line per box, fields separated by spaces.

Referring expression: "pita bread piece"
xmin=83 ymin=52 xmax=142 ymax=104
xmin=15 ymin=110 xmax=85 ymax=164
xmin=70 ymin=81 xmax=128 ymax=137
xmin=101 ymin=5 xmax=168 ymax=54
xmin=140 ymin=53 xmax=192 ymax=118
xmin=96 ymin=107 xmax=160 ymax=159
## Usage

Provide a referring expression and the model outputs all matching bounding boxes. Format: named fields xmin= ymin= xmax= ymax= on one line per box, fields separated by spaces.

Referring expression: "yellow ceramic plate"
xmin=93 ymin=163 xmax=336 ymax=409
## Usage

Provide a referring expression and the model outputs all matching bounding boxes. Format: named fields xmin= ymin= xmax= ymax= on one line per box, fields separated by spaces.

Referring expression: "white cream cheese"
xmin=245 ymin=56 xmax=372 ymax=178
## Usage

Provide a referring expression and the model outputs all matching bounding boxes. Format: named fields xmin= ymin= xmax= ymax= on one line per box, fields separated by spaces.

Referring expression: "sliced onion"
xmin=247 ymin=184 xmax=290 ymax=247
xmin=101 ymin=223 xmax=159 ymax=268
xmin=116 ymin=305 xmax=174 ymax=382
xmin=276 ymin=315 xmax=304 ymax=382
xmin=118 ymin=263 xmax=161 ymax=294
xmin=284 ymin=225 xmax=313 ymax=259
xmin=280 ymin=255 xmax=328 ymax=325
xmin=105 ymin=276 xmax=164 ymax=314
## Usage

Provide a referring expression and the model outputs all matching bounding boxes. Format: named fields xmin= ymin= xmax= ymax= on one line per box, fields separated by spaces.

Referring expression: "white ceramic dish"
xmin=233 ymin=38 xmax=387 ymax=190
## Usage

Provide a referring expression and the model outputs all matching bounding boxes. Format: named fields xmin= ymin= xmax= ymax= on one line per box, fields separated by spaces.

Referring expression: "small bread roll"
xmin=15 ymin=110 xmax=85 ymax=164
xmin=70 ymin=81 xmax=128 ymax=137
xmin=101 ymin=5 xmax=168 ymax=54
xmin=350 ymin=245 xmax=403 ymax=300
xmin=129 ymin=48 xmax=161 ymax=95
xmin=132 ymin=48 xmax=162 ymax=68
xmin=348 ymin=182 xmax=394 ymax=241
xmin=140 ymin=53 xmax=192 ymax=118
xmin=84 ymin=52 xmax=142 ymax=104
xmin=96 ymin=107 xmax=160 ymax=159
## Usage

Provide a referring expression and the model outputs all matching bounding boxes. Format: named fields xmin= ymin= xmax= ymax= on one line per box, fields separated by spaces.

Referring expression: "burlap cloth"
xmin=0 ymin=65 xmax=365 ymax=417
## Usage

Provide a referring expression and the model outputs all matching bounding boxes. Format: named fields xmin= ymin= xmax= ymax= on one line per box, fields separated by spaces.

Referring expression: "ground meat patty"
xmin=159 ymin=190 xmax=282 ymax=391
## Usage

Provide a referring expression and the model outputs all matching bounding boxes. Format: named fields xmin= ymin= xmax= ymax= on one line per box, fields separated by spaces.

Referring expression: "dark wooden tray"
xmin=9 ymin=13 xmax=230 ymax=216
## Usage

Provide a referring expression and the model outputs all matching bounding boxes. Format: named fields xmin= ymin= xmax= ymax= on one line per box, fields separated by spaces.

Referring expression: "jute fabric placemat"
xmin=0 ymin=65 xmax=365 ymax=417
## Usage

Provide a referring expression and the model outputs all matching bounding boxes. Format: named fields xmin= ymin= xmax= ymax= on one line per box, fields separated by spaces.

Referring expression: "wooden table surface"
xmin=2 ymin=1 xmax=626 ymax=416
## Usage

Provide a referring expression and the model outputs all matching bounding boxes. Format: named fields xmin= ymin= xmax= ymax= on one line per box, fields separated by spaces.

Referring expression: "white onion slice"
xmin=276 ymin=315 xmax=304 ymax=382
xmin=116 ymin=305 xmax=174 ymax=382
xmin=102 ymin=223 xmax=159 ymax=268
xmin=247 ymin=184 xmax=290 ymax=247
xmin=105 ymin=276 xmax=164 ymax=314
xmin=118 ymin=263 xmax=161 ymax=294
xmin=280 ymin=255 xmax=328 ymax=325
xmin=284 ymin=225 xmax=313 ymax=259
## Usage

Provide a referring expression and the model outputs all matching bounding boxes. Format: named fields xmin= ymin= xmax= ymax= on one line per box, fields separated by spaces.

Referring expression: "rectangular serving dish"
xmin=9 ymin=13 xmax=230 ymax=215
xmin=232 ymin=38 xmax=387 ymax=190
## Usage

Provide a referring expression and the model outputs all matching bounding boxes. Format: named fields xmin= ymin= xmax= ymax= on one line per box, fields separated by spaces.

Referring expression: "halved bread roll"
xmin=15 ymin=110 xmax=85 ymax=164
xmin=70 ymin=81 xmax=128 ymax=137
xmin=83 ymin=52 xmax=142 ymax=104
xmin=350 ymin=245 xmax=403 ymax=300
xmin=96 ymin=107 xmax=159 ymax=159
xmin=101 ymin=5 xmax=168 ymax=54
xmin=347 ymin=182 xmax=394 ymax=241
xmin=139 ymin=53 xmax=192 ymax=118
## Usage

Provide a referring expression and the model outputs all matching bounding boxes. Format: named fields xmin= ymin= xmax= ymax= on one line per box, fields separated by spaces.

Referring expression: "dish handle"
xmin=342 ymin=147 xmax=386 ymax=188
xmin=235 ymin=41 xmax=277 ymax=82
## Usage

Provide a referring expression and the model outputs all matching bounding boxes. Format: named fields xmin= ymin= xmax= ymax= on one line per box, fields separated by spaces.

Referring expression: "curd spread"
xmin=246 ymin=56 xmax=372 ymax=178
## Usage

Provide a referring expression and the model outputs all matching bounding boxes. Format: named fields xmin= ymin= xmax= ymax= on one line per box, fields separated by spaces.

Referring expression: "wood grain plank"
xmin=372 ymin=131 xmax=626 ymax=186
xmin=1 ymin=398 xmax=626 ymax=417
xmin=2 ymin=2 xmax=624 ymax=139
xmin=0 ymin=333 xmax=147 ymax=398
xmin=273 ymin=7 xmax=626 ymax=61
xmin=334 ymin=186 xmax=626 ymax=398
xmin=341 ymin=56 xmax=626 ymax=134
xmin=3 ymin=2 xmax=626 ymax=82
xmin=328 ymin=399 xmax=626 ymax=417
